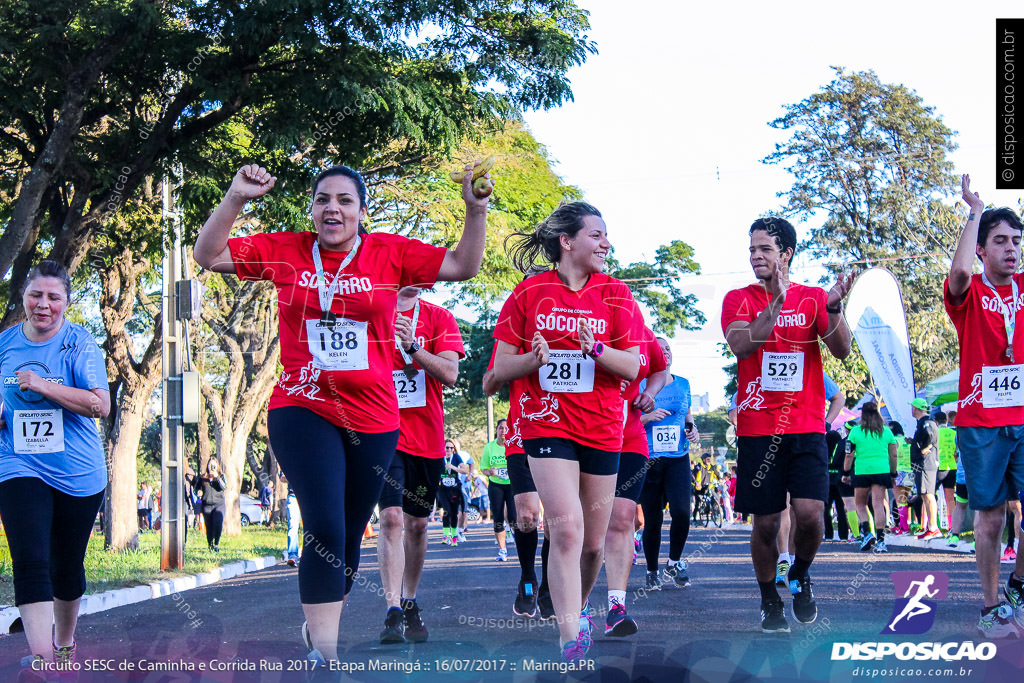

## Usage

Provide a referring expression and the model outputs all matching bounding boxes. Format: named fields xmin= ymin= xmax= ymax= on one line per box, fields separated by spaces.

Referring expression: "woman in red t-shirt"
xmin=492 ymin=202 xmax=641 ymax=661
xmin=193 ymin=163 xmax=490 ymax=667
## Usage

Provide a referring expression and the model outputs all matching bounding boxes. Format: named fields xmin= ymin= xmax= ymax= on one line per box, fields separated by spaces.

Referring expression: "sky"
xmin=472 ymin=0 xmax=1024 ymax=409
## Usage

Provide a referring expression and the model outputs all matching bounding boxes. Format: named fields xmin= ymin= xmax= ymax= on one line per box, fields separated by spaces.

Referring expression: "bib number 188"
xmin=319 ymin=330 xmax=360 ymax=351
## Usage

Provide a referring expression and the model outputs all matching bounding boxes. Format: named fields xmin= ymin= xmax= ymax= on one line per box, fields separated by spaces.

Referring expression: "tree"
xmin=0 ymin=0 xmax=596 ymax=327
xmin=607 ymin=241 xmax=705 ymax=335
xmin=764 ymin=67 xmax=962 ymax=396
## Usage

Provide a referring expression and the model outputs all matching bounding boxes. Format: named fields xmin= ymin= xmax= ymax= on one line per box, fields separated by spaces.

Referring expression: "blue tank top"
xmin=641 ymin=375 xmax=692 ymax=459
xmin=0 ymin=321 xmax=108 ymax=495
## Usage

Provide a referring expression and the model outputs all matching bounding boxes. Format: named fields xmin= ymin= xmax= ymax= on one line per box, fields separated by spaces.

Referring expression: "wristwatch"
xmin=826 ymin=301 xmax=843 ymax=314
xmin=587 ymin=341 xmax=604 ymax=358
xmin=407 ymin=341 xmax=421 ymax=355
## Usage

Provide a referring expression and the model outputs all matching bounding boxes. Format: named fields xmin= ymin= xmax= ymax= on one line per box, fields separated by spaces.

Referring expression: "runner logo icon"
xmin=882 ymin=571 xmax=948 ymax=635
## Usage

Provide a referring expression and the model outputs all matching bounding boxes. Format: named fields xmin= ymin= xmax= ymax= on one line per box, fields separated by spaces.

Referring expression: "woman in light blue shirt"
xmin=0 ymin=260 xmax=110 ymax=671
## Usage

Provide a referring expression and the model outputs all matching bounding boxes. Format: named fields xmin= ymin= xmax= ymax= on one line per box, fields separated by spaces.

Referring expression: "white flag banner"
xmin=845 ymin=268 xmax=917 ymax=433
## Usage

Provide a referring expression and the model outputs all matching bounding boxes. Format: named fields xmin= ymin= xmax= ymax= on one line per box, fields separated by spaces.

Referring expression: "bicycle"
xmin=695 ymin=491 xmax=724 ymax=528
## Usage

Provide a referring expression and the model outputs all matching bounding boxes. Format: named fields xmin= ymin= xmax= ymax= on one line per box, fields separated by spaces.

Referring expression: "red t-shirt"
xmin=721 ymin=282 xmax=829 ymax=437
xmin=228 ymin=230 xmax=446 ymax=432
xmin=621 ymin=328 xmax=668 ymax=457
xmin=486 ymin=341 xmax=525 ymax=457
xmin=493 ymin=270 xmax=643 ymax=451
xmin=395 ymin=300 xmax=465 ymax=458
xmin=944 ymin=273 xmax=1024 ymax=427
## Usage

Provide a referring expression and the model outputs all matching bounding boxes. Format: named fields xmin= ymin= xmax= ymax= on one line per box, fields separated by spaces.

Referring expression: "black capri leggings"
xmin=203 ymin=507 xmax=225 ymax=548
xmin=638 ymin=456 xmax=692 ymax=572
xmin=268 ymin=406 xmax=398 ymax=604
xmin=489 ymin=481 xmax=517 ymax=533
xmin=0 ymin=477 xmax=103 ymax=606
xmin=438 ymin=487 xmax=461 ymax=528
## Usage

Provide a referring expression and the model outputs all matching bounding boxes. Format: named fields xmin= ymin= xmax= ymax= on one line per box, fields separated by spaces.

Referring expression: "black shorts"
xmin=506 ymin=452 xmax=537 ymax=497
xmin=524 ymin=437 xmax=619 ymax=476
xmin=734 ymin=433 xmax=828 ymax=515
xmin=955 ymin=483 xmax=969 ymax=503
xmin=936 ymin=469 xmax=957 ymax=490
xmin=852 ymin=473 xmax=893 ymax=489
xmin=615 ymin=452 xmax=649 ymax=502
xmin=378 ymin=450 xmax=444 ymax=518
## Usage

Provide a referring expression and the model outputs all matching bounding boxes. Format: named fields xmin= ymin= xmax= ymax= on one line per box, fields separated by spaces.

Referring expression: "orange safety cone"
xmin=364 ymin=521 xmax=377 ymax=539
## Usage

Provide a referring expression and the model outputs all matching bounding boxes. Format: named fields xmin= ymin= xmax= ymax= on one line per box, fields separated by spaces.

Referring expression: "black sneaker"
xmin=379 ymin=606 xmax=407 ymax=644
xmin=760 ymin=598 xmax=790 ymax=633
xmin=645 ymin=570 xmax=662 ymax=592
xmin=513 ymin=580 xmax=538 ymax=618
xmin=605 ymin=603 xmax=638 ymax=637
xmin=663 ymin=560 xmax=690 ymax=587
xmin=537 ymin=586 xmax=555 ymax=620
xmin=788 ymin=574 xmax=817 ymax=624
xmin=402 ymin=599 xmax=428 ymax=643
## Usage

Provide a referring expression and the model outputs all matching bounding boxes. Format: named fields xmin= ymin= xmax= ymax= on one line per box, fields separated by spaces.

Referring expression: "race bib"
xmin=441 ymin=476 xmax=457 ymax=488
xmin=761 ymin=352 xmax=804 ymax=392
xmin=305 ymin=318 xmax=368 ymax=371
xmin=14 ymin=409 xmax=64 ymax=454
xmin=539 ymin=350 xmax=595 ymax=393
xmin=982 ymin=364 xmax=1024 ymax=408
xmin=392 ymin=369 xmax=427 ymax=408
xmin=495 ymin=467 xmax=508 ymax=480
xmin=652 ymin=425 xmax=681 ymax=453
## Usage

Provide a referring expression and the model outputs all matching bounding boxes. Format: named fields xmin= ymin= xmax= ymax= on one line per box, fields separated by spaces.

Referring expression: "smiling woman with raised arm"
xmin=0 ymin=260 xmax=111 ymax=677
xmin=192 ymin=161 xmax=490 ymax=669
xmin=492 ymin=201 xmax=642 ymax=662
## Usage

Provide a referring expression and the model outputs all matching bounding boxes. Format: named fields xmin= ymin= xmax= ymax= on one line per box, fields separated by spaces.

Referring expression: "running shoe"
xmin=645 ymin=570 xmax=662 ymax=592
xmin=760 ymin=598 xmax=790 ymax=633
xmin=18 ymin=655 xmax=47 ymax=683
xmin=1005 ymin=576 xmax=1024 ymax=629
xmin=577 ymin=611 xmax=595 ymax=652
xmin=52 ymin=625 xmax=75 ymax=668
xmin=451 ymin=536 xmax=459 ymax=547
xmin=287 ymin=557 xmax=297 ymax=567
xmin=634 ymin=531 xmax=642 ymax=552
xmin=497 ymin=548 xmax=508 ymax=562
xmin=663 ymin=559 xmax=690 ymax=587
xmin=859 ymin=533 xmax=876 ymax=552
xmin=379 ymin=606 xmax=407 ymax=644
xmin=775 ymin=560 xmax=791 ymax=586
xmin=909 ymin=524 xmax=923 ymax=535
xmin=441 ymin=535 xmax=452 ymax=546
xmin=513 ymin=580 xmax=538 ymax=618
xmin=538 ymin=586 xmax=555 ymax=620
xmin=788 ymin=574 xmax=817 ymax=624
xmin=917 ymin=529 xmax=942 ymax=541
xmin=970 ymin=542 xmax=976 ymax=554
xmin=978 ymin=602 xmax=1022 ymax=639
xmin=1001 ymin=547 xmax=1018 ymax=564
xmin=300 ymin=622 xmax=329 ymax=673
xmin=605 ymin=603 xmax=638 ymax=637
xmin=947 ymin=533 xmax=960 ymax=547
xmin=457 ymin=530 xmax=467 ymax=543
xmin=402 ymin=598 xmax=429 ymax=643
xmin=874 ymin=540 xmax=889 ymax=553
xmin=561 ymin=639 xmax=587 ymax=663
xmin=632 ymin=551 xmax=638 ymax=565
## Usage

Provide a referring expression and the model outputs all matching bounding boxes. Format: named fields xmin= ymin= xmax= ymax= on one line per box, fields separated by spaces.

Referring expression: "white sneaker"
xmin=497 ymin=548 xmax=508 ymax=562
xmin=457 ymin=530 xmax=467 ymax=543
xmin=978 ymin=602 xmax=1023 ymax=639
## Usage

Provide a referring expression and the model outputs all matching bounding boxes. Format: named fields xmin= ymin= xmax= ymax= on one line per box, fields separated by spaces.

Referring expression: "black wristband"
xmin=890 ymin=472 xmax=898 ymax=479
xmin=843 ymin=469 xmax=852 ymax=477
xmin=826 ymin=302 xmax=843 ymax=314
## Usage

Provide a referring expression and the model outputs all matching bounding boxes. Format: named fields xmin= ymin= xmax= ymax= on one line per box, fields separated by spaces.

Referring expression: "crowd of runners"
xmin=3 ymin=161 xmax=1024 ymax=678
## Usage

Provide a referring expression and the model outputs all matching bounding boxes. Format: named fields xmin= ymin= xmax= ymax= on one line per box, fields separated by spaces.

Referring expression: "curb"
xmin=0 ymin=555 xmax=280 ymax=635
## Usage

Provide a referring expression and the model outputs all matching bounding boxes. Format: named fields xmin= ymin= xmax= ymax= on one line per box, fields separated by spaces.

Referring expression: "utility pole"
xmin=160 ymin=172 xmax=200 ymax=570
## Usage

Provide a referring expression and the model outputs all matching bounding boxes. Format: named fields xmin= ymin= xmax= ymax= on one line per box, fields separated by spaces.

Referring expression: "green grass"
xmin=0 ymin=526 xmax=287 ymax=607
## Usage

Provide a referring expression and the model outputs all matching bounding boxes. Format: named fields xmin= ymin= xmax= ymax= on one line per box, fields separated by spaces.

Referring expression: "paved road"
xmin=2 ymin=521 xmax=1022 ymax=682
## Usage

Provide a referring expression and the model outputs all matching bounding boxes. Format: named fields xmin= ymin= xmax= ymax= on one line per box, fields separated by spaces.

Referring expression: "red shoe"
xmin=1000 ymin=547 xmax=1017 ymax=563
xmin=918 ymin=529 xmax=942 ymax=541
xmin=889 ymin=526 xmax=904 ymax=536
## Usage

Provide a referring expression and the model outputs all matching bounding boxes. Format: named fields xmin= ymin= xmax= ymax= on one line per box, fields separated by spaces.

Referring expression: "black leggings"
xmin=268 ymin=407 xmax=398 ymax=604
xmin=0 ymin=478 xmax=103 ymax=606
xmin=438 ymin=487 xmax=461 ymax=528
xmin=639 ymin=456 xmax=692 ymax=572
xmin=824 ymin=483 xmax=849 ymax=540
xmin=489 ymin=482 xmax=517 ymax=533
xmin=203 ymin=507 xmax=225 ymax=547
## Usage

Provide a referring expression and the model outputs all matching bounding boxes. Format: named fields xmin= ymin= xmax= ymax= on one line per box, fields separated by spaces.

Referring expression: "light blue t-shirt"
xmin=0 ymin=321 xmax=108 ymax=496
xmin=641 ymin=374 xmax=692 ymax=459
